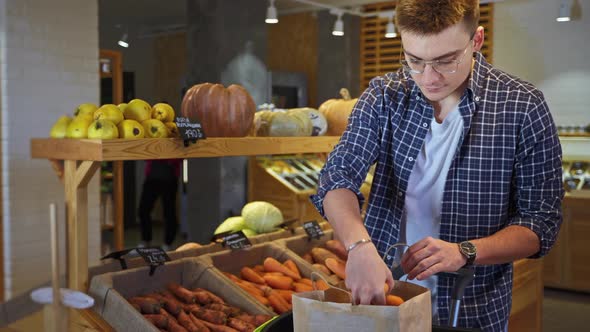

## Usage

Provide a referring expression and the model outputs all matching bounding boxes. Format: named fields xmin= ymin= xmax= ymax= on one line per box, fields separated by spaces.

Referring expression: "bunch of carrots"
xmin=301 ymin=239 xmax=405 ymax=307
xmin=127 ymin=282 xmax=272 ymax=332
xmin=223 ymin=257 xmax=332 ymax=314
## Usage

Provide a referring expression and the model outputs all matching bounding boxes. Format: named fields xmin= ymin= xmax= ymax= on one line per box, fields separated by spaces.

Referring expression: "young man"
xmin=311 ymin=0 xmax=563 ymax=330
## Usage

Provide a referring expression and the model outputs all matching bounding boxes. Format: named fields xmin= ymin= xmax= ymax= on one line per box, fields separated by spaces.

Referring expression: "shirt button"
xmin=408 ymin=157 xmax=414 ymax=162
xmin=398 ymin=191 xmax=403 ymax=197
xmin=386 ymin=255 xmax=392 ymax=260
xmin=423 ymin=122 xmax=428 ymax=128
xmin=475 ymin=96 xmax=481 ymax=102
xmin=416 ymin=96 xmax=421 ymax=101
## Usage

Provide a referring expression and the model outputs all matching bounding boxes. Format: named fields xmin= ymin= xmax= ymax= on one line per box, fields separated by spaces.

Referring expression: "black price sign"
xmin=303 ymin=220 xmax=324 ymax=239
xmin=222 ymin=231 xmax=252 ymax=251
xmin=176 ymin=116 xmax=206 ymax=145
xmin=136 ymin=247 xmax=171 ymax=275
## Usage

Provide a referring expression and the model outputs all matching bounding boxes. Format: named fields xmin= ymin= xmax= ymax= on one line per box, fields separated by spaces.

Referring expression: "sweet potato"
xmin=302 ymin=252 xmax=314 ymax=264
xmin=282 ymin=259 xmax=302 ymax=280
xmin=128 ymin=296 xmax=161 ymax=314
xmin=191 ymin=307 xmax=228 ymax=325
xmin=168 ymin=282 xmax=196 ymax=304
xmin=263 ymin=257 xmax=300 ymax=280
xmin=178 ymin=310 xmax=200 ymax=332
xmin=267 ymin=291 xmax=290 ymax=314
xmin=310 ymin=247 xmax=340 ymax=265
xmin=312 ymin=263 xmax=331 ymax=276
xmin=193 ymin=288 xmax=225 ymax=304
xmin=168 ymin=319 xmax=190 ymax=332
xmin=160 ymin=307 xmax=177 ymax=321
xmin=206 ymin=303 xmax=242 ymax=317
xmin=188 ymin=313 xmax=211 ymax=332
xmin=254 ymin=314 xmax=273 ymax=326
xmin=325 ymin=257 xmax=346 ymax=280
xmin=325 ymin=240 xmax=348 ymax=260
xmin=241 ymin=266 xmax=266 ymax=284
xmin=386 ymin=295 xmax=404 ymax=306
xmin=227 ymin=317 xmax=256 ymax=332
xmin=195 ymin=317 xmax=239 ymax=332
xmin=293 ymin=282 xmax=313 ymax=293
xmin=232 ymin=314 xmax=256 ymax=325
xmin=144 ymin=314 xmax=169 ymax=329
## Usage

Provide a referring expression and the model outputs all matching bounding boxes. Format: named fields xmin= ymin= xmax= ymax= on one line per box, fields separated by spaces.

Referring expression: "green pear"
xmin=117 ymin=119 xmax=145 ymax=139
xmin=152 ymin=103 xmax=175 ymax=122
xmin=117 ymin=103 xmax=128 ymax=113
xmin=164 ymin=122 xmax=179 ymax=138
xmin=124 ymin=99 xmax=151 ymax=122
xmin=142 ymin=119 xmax=169 ymax=138
xmin=74 ymin=103 xmax=98 ymax=117
xmin=66 ymin=116 xmax=93 ymax=138
xmin=49 ymin=115 xmax=72 ymax=138
xmin=87 ymin=119 xmax=119 ymax=139
xmin=94 ymin=104 xmax=124 ymax=125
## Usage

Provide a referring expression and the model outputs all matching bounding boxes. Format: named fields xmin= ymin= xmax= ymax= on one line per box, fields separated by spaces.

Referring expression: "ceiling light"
xmin=266 ymin=0 xmax=278 ymax=24
xmin=385 ymin=18 xmax=397 ymax=38
xmin=331 ymin=10 xmax=344 ymax=36
xmin=117 ymin=33 xmax=129 ymax=48
xmin=556 ymin=0 xmax=572 ymax=22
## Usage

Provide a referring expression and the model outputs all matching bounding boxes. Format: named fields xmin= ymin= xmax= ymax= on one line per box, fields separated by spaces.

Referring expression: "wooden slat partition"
xmin=360 ymin=2 xmax=494 ymax=91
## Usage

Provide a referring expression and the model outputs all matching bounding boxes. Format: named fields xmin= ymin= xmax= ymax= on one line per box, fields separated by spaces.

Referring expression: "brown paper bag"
xmin=292 ymin=280 xmax=431 ymax=332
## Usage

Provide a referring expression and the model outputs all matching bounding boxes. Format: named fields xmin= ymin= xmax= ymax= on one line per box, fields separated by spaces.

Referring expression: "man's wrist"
xmin=346 ymin=238 xmax=372 ymax=253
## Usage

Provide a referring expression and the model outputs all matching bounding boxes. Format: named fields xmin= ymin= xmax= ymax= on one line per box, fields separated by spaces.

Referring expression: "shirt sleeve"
xmin=310 ymin=78 xmax=385 ymax=219
xmin=508 ymin=92 xmax=565 ymax=258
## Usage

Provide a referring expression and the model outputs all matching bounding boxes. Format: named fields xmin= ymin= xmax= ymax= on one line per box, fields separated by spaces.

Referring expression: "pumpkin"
xmin=318 ymin=88 xmax=358 ymax=136
xmin=253 ymin=110 xmax=312 ymax=137
xmin=288 ymin=107 xmax=328 ymax=136
xmin=181 ymin=83 xmax=255 ymax=137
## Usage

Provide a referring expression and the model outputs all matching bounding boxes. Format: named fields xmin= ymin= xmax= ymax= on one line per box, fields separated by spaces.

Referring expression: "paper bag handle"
xmin=383 ymin=243 xmax=409 ymax=281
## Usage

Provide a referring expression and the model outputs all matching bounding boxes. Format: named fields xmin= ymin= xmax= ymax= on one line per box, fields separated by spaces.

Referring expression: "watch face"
xmin=461 ymin=242 xmax=477 ymax=256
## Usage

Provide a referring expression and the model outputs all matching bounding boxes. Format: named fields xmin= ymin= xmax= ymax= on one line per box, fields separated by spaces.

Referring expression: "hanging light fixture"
xmin=385 ymin=15 xmax=397 ymax=38
xmin=556 ymin=0 xmax=572 ymax=22
xmin=266 ymin=0 xmax=278 ymax=24
xmin=117 ymin=32 xmax=129 ymax=48
xmin=331 ymin=9 xmax=344 ymax=36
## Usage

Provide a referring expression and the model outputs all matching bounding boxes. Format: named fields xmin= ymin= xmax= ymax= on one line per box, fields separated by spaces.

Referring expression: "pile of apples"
xmin=49 ymin=99 xmax=178 ymax=139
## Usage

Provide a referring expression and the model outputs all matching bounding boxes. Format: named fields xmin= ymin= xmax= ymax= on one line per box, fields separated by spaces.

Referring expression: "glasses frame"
xmin=400 ymin=35 xmax=475 ymax=75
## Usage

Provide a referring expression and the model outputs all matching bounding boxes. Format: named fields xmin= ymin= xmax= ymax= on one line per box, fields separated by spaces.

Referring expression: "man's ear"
xmin=473 ymin=26 xmax=485 ymax=52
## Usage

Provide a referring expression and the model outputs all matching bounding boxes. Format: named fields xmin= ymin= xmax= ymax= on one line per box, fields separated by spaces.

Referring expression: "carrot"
xmin=263 ymin=257 xmax=301 ymax=280
xmin=129 ymin=296 xmax=161 ymax=314
xmin=325 ymin=240 xmax=348 ymax=260
xmin=236 ymin=280 xmax=266 ymax=297
xmin=195 ymin=317 xmax=239 ymax=332
xmin=263 ymin=272 xmax=286 ymax=277
xmin=302 ymin=252 xmax=314 ymax=264
xmin=251 ymin=292 xmax=270 ymax=306
xmin=273 ymin=289 xmax=294 ymax=304
xmin=311 ymin=247 xmax=340 ymax=265
xmin=241 ymin=267 xmax=266 ymax=284
xmin=298 ymin=278 xmax=313 ymax=287
xmin=227 ymin=317 xmax=256 ymax=332
xmin=177 ymin=310 xmax=199 ymax=332
xmin=282 ymin=259 xmax=302 ymax=280
xmin=312 ymin=263 xmax=331 ymax=276
xmin=248 ymin=283 xmax=273 ymax=297
xmin=193 ymin=288 xmax=225 ymax=304
xmin=190 ymin=306 xmax=228 ymax=325
xmin=253 ymin=265 xmax=265 ymax=272
xmin=233 ymin=313 xmax=256 ymax=325
xmin=325 ymin=258 xmax=346 ymax=280
xmin=206 ymin=303 xmax=242 ymax=317
xmin=188 ymin=313 xmax=211 ymax=332
xmin=147 ymin=293 xmax=182 ymax=316
xmin=161 ymin=290 xmax=191 ymax=312
xmin=262 ymin=274 xmax=294 ymax=290
xmin=159 ymin=307 xmax=177 ymax=321
xmin=223 ymin=272 xmax=242 ymax=282
xmin=314 ymin=279 xmax=330 ymax=291
xmin=293 ymin=282 xmax=313 ymax=293
xmin=168 ymin=319 xmax=190 ymax=332
xmin=144 ymin=314 xmax=169 ymax=329
xmin=168 ymin=283 xmax=196 ymax=304
xmin=267 ymin=291 xmax=290 ymax=314
xmin=386 ymin=295 xmax=404 ymax=306
xmin=130 ymin=302 xmax=141 ymax=312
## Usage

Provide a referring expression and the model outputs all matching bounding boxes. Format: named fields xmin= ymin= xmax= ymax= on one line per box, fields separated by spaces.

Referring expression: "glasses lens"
xmin=433 ymin=61 xmax=458 ymax=74
xmin=402 ymin=60 xmax=424 ymax=73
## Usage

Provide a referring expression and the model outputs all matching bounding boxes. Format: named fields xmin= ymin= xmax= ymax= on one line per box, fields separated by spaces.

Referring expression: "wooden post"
xmin=44 ymin=203 xmax=68 ymax=332
xmin=64 ymin=160 xmax=100 ymax=291
xmin=112 ymin=161 xmax=124 ymax=250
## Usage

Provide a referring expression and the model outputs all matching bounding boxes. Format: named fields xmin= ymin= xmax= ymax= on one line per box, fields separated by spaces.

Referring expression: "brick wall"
xmin=0 ymin=0 xmax=100 ymax=299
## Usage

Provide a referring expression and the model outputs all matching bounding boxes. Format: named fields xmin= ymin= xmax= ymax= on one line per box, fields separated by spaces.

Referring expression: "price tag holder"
xmin=176 ymin=116 xmax=206 ymax=147
xmin=303 ymin=220 xmax=324 ymax=240
xmin=136 ymin=247 xmax=171 ymax=276
xmin=101 ymin=248 xmax=134 ymax=270
xmin=222 ymin=231 xmax=252 ymax=251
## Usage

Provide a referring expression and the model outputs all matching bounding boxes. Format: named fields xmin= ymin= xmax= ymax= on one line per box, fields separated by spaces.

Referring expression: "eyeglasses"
xmin=400 ymin=38 xmax=473 ymax=75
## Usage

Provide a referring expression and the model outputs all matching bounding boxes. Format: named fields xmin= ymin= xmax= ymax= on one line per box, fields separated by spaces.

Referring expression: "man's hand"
xmin=401 ymin=237 xmax=467 ymax=281
xmin=345 ymin=242 xmax=394 ymax=305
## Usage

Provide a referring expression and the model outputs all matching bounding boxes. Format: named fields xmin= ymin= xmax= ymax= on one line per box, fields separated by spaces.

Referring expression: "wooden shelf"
xmin=30 ymin=137 xmax=340 ymax=161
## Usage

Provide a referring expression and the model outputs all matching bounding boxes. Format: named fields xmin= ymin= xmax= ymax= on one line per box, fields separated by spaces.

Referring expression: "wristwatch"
xmin=458 ymin=241 xmax=477 ymax=266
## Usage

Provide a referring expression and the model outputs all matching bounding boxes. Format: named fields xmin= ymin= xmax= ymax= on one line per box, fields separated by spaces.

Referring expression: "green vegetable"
xmin=213 ymin=216 xmax=246 ymax=235
xmin=241 ymin=228 xmax=258 ymax=237
xmin=241 ymin=201 xmax=284 ymax=233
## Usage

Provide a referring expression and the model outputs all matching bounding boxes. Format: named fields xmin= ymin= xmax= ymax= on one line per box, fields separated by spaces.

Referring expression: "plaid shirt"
xmin=311 ymin=52 xmax=564 ymax=331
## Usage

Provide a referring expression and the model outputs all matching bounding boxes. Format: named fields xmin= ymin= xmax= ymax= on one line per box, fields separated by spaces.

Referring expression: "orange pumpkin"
xmin=318 ymin=88 xmax=358 ymax=136
xmin=181 ymin=83 xmax=255 ymax=137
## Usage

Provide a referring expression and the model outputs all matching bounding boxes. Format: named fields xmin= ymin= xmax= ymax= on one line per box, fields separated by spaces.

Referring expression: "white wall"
xmin=0 ymin=0 xmax=100 ymax=299
xmin=493 ymin=0 xmax=590 ymax=126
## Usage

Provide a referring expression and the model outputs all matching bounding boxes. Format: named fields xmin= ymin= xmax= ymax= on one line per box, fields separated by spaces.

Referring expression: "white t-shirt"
xmin=400 ymin=104 xmax=464 ymax=315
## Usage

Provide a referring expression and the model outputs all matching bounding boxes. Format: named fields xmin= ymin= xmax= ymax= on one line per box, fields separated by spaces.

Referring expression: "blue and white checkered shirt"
xmin=311 ymin=52 xmax=564 ymax=331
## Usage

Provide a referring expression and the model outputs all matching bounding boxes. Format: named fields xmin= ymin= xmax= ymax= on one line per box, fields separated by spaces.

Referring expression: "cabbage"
xmin=213 ymin=216 xmax=246 ymax=235
xmin=241 ymin=228 xmax=258 ymax=237
xmin=242 ymin=201 xmax=284 ymax=233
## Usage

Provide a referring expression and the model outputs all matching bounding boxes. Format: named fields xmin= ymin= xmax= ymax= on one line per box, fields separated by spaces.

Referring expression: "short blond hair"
xmin=395 ymin=0 xmax=480 ymax=35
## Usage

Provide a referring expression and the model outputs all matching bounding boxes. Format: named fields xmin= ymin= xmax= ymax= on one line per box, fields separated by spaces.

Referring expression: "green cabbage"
xmin=241 ymin=228 xmax=258 ymax=237
xmin=213 ymin=216 xmax=246 ymax=235
xmin=241 ymin=201 xmax=284 ymax=233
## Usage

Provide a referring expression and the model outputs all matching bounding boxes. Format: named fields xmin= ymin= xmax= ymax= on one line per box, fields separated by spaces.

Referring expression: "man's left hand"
xmin=401 ymin=237 xmax=467 ymax=280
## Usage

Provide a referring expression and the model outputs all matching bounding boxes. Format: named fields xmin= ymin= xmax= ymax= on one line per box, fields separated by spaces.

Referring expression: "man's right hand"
xmin=345 ymin=241 xmax=395 ymax=305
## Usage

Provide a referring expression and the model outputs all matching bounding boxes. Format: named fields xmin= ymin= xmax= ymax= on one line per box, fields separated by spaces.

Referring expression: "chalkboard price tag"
xmin=222 ymin=231 xmax=252 ymax=251
xmin=303 ymin=220 xmax=324 ymax=239
xmin=176 ymin=116 xmax=206 ymax=146
xmin=136 ymin=247 xmax=171 ymax=275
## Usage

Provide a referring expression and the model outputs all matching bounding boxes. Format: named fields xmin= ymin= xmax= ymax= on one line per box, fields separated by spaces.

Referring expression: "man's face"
xmin=401 ymin=23 xmax=480 ymax=104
